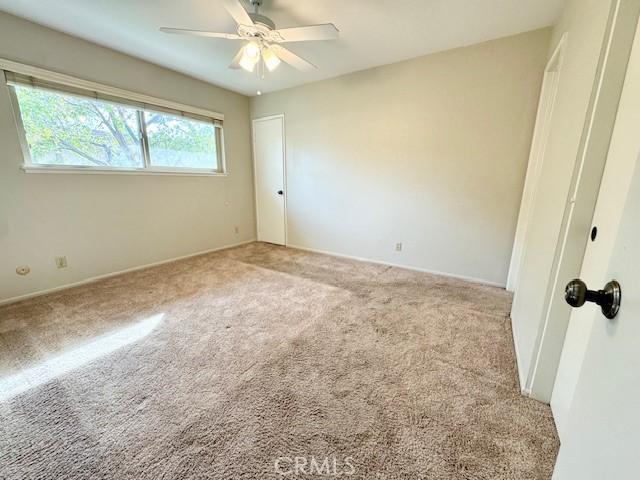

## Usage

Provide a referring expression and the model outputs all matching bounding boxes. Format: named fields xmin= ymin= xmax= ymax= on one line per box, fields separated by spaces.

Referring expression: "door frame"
xmin=252 ymin=114 xmax=288 ymax=246
xmin=550 ymin=31 xmax=640 ymax=471
xmin=507 ymin=34 xmax=567 ymax=293
xmin=551 ymin=12 xmax=640 ymax=439
xmin=526 ymin=0 xmax=640 ymax=402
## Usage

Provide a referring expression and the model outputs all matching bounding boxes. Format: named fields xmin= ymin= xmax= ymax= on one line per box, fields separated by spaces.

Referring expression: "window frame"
xmin=139 ymin=109 xmax=225 ymax=173
xmin=3 ymin=59 xmax=227 ymax=177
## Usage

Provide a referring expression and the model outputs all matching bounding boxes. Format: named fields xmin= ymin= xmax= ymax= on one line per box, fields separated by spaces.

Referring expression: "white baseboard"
xmin=2 ymin=239 xmax=505 ymax=306
xmin=509 ymin=314 xmax=530 ymax=395
xmin=285 ymin=243 xmax=506 ymax=288
xmin=0 ymin=239 xmax=256 ymax=306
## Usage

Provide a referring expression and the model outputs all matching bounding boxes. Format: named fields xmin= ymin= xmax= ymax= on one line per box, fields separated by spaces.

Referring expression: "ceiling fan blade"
xmin=160 ymin=27 xmax=242 ymax=40
xmin=229 ymin=47 xmax=244 ymax=69
xmin=222 ymin=0 xmax=254 ymax=26
xmin=270 ymin=44 xmax=316 ymax=72
xmin=270 ymin=24 xmax=339 ymax=43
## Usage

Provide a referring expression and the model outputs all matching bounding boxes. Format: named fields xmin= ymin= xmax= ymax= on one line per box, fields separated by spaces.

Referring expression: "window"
xmin=14 ymin=86 xmax=145 ymax=168
xmin=143 ymin=111 xmax=220 ymax=170
xmin=6 ymin=71 xmax=224 ymax=174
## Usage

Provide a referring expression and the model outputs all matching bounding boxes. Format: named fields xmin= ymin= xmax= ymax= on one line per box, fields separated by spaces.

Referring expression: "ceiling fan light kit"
xmin=261 ymin=46 xmax=281 ymax=71
xmin=161 ymin=0 xmax=338 ymax=78
xmin=239 ymin=42 xmax=261 ymax=72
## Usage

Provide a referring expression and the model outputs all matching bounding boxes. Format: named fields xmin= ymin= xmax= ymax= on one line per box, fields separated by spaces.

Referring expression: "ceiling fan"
xmin=160 ymin=0 xmax=339 ymax=75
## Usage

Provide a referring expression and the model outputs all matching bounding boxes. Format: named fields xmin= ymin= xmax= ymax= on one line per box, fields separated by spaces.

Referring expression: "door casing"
xmin=551 ymin=26 xmax=640 ymax=473
xmin=252 ymin=114 xmax=287 ymax=246
xmin=507 ymin=35 xmax=566 ymax=293
xmin=552 ymin=12 xmax=640 ymax=439
xmin=509 ymin=0 xmax=640 ymax=405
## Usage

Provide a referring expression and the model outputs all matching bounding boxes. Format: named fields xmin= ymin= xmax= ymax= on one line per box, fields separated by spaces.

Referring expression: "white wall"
xmin=251 ymin=29 xmax=551 ymax=286
xmin=0 ymin=12 xmax=256 ymax=303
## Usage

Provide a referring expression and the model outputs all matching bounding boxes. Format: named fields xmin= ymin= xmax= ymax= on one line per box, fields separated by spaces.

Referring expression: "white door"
xmin=551 ymin=23 xmax=640 ymax=479
xmin=552 ymin=14 xmax=640 ymax=437
xmin=507 ymin=36 xmax=565 ymax=293
xmin=253 ymin=115 xmax=286 ymax=245
xmin=510 ymin=0 xmax=640 ymax=404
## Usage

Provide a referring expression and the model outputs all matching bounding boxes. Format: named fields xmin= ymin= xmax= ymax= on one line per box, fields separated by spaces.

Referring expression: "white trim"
xmin=252 ymin=114 xmax=287 ymax=122
xmin=516 ymin=0 xmax=640 ymax=406
xmin=252 ymin=119 xmax=261 ymax=242
xmin=252 ymin=114 xmax=287 ymax=246
xmin=510 ymin=315 xmax=530 ymax=395
xmin=506 ymin=33 xmax=567 ymax=292
xmin=6 ymin=84 xmax=33 ymax=166
xmin=0 ymin=57 xmax=224 ymax=120
xmin=0 ymin=239 xmax=256 ymax=306
xmin=218 ymin=126 xmax=228 ymax=174
xmin=5 ymin=73 xmax=226 ymax=175
xmin=20 ymin=165 xmax=229 ymax=177
xmin=528 ymin=0 xmax=629 ymax=400
xmin=286 ymin=244 xmax=506 ymax=288
xmin=282 ymin=116 xmax=288 ymax=247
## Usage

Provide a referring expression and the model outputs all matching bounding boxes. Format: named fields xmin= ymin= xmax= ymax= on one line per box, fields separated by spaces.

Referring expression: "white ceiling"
xmin=0 ymin=0 xmax=564 ymax=96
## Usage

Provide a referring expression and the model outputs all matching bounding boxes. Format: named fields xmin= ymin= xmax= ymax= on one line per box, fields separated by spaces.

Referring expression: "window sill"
xmin=21 ymin=165 xmax=228 ymax=177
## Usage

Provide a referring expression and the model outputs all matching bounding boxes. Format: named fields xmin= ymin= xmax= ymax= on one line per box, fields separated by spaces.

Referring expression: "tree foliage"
xmin=15 ymin=86 xmax=217 ymax=169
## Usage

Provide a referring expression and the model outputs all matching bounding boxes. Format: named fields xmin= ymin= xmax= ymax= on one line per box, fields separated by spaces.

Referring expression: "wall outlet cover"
xmin=16 ymin=266 xmax=30 ymax=276
xmin=55 ymin=256 xmax=68 ymax=269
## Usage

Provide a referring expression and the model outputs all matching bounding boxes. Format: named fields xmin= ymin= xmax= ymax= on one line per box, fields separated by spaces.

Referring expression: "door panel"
xmin=510 ymin=0 xmax=640 ymax=404
xmin=509 ymin=0 xmax=616 ymax=394
xmin=507 ymin=42 xmax=564 ymax=293
xmin=253 ymin=116 xmax=285 ymax=245
xmin=552 ymin=124 xmax=640 ymax=480
xmin=551 ymin=15 xmax=640 ymax=442
xmin=529 ymin=0 xmax=640 ymax=406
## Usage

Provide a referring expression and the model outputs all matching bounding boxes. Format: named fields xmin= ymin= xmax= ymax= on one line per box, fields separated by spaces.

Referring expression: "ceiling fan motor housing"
xmin=249 ymin=13 xmax=275 ymax=30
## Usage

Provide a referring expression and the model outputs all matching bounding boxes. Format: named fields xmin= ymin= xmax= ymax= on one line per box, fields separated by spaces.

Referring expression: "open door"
xmin=507 ymin=35 xmax=565 ymax=293
xmin=510 ymin=0 xmax=640 ymax=406
xmin=552 ymin=18 xmax=640 ymax=478
xmin=253 ymin=115 xmax=286 ymax=245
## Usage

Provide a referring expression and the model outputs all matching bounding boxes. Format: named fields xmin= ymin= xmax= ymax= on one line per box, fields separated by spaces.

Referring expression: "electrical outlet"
xmin=55 ymin=256 xmax=68 ymax=269
xmin=16 ymin=266 xmax=30 ymax=276
xmin=234 ymin=226 xmax=240 ymax=234
xmin=395 ymin=243 xmax=403 ymax=252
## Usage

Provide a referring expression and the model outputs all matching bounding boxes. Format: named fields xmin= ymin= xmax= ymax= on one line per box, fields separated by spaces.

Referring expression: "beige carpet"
xmin=0 ymin=242 xmax=558 ymax=479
